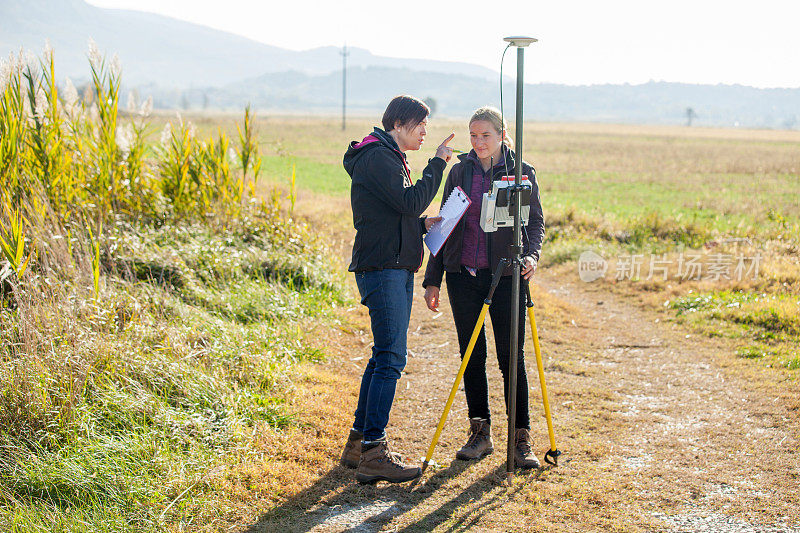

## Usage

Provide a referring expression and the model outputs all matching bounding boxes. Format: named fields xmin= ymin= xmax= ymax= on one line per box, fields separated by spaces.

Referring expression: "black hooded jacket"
xmin=343 ymin=127 xmax=446 ymax=272
xmin=422 ymin=146 xmax=545 ymax=288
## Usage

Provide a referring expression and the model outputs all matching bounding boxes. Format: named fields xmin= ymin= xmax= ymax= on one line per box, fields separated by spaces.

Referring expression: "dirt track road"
xmin=246 ymin=253 xmax=799 ymax=532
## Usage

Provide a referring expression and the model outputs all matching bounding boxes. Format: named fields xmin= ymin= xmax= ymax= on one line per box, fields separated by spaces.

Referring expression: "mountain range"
xmin=0 ymin=0 xmax=496 ymax=87
xmin=2 ymin=0 xmax=798 ymax=129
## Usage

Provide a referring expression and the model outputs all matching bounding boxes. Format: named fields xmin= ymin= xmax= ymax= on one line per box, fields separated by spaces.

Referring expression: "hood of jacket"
xmin=343 ymin=127 xmax=410 ymax=179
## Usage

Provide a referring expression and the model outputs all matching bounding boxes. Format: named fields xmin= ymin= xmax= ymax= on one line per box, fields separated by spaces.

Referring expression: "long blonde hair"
xmin=469 ymin=106 xmax=512 ymax=148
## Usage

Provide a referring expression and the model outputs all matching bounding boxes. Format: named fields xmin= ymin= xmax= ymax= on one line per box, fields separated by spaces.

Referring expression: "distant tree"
xmin=202 ymin=92 xmax=209 ymax=110
xmin=686 ymin=107 xmax=697 ymax=127
xmin=181 ymin=92 xmax=189 ymax=110
xmin=424 ymin=96 xmax=438 ymax=117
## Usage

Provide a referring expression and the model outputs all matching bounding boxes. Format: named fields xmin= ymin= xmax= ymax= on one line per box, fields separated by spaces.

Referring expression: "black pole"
xmin=506 ymin=44 xmax=525 ymax=484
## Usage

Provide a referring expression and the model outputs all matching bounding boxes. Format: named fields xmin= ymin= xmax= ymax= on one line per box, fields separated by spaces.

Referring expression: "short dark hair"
xmin=381 ymin=95 xmax=430 ymax=131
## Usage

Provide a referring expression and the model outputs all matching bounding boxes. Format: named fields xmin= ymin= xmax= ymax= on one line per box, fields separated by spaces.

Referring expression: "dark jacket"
xmin=344 ymin=127 xmax=446 ymax=272
xmin=422 ymin=146 xmax=544 ymax=288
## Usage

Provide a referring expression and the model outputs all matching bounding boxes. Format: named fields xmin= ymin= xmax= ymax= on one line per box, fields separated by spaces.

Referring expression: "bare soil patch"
xmin=231 ymin=232 xmax=797 ymax=532
xmin=222 ymin=189 xmax=800 ymax=533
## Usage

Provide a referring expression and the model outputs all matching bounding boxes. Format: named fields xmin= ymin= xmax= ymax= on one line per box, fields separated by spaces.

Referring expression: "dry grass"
xmin=214 ymin=126 xmax=798 ymax=529
xmin=215 ymin=118 xmax=799 ymax=532
xmin=228 ymin=251 xmax=798 ymax=532
xmin=4 ymin=98 xmax=799 ymax=531
xmin=0 ymin=50 xmax=346 ymax=532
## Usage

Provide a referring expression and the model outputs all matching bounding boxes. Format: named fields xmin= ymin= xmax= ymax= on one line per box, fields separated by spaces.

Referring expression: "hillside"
xmin=175 ymin=68 xmax=800 ymax=129
xmin=1 ymin=0 xmax=798 ymax=128
xmin=0 ymin=0 xmax=497 ymax=87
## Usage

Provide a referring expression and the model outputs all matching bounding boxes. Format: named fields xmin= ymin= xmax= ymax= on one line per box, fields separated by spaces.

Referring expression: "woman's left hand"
xmin=521 ymin=256 xmax=537 ymax=280
xmin=424 ymin=216 xmax=442 ymax=231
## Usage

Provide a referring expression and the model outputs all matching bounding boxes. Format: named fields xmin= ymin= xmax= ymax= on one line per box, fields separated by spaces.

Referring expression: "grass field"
xmin=3 ymin=60 xmax=799 ymax=530
xmin=0 ymin=54 xmax=348 ymax=532
xmin=231 ymin=115 xmax=799 ymax=245
xmin=235 ymin=117 xmax=799 ymax=532
xmin=242 ymin=116 xmax=799 ymax=371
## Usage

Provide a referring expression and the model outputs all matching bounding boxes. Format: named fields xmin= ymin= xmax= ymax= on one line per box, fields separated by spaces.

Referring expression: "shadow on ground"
xmin=244 ymin=458 xmax=540 ymax=532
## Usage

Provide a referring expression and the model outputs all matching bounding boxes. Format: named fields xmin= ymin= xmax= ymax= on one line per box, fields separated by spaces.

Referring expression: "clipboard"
xmin=424 ymin=186 xmax=471 ymax=256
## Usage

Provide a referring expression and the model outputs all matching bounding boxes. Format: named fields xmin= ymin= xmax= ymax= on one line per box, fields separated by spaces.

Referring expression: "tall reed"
xmin=0 ymin=44 xmax=264 ymax=281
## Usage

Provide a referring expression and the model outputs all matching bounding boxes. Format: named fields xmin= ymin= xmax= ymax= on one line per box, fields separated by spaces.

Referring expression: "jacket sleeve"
xmin=523 ymin=163 xmax=545 ymax=262
xmin=361 ymin=149 xmax=446 ymax=216
xmin=422 ymin=165 xmax=458 ymax=288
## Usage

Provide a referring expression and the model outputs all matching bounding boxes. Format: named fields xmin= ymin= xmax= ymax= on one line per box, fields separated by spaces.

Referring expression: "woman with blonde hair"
xmin=422 ymin=106 xmax=544 ymax=468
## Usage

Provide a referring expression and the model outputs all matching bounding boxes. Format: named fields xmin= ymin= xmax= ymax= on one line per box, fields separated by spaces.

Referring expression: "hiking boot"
xmin=455 ymin=418 xmax=494 ymax=460
xmin=340 ymin=429 xmax=362 ymax=469
xmin=514 ymin=428 xmax=541 ymax=469
xmin=356 ymin=439 xmax=421 ymax=484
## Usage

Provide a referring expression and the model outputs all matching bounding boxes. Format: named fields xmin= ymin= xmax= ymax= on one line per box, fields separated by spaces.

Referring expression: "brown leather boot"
xmin=455 ymin=418 xmax=494 ymax=460
xmin=356 ymin=439 xmax=421 ymax=484
xmin=514 ymin=428 xmax=541 ymax=469
xmin=339 ymin=429 xmax=362 ymax=468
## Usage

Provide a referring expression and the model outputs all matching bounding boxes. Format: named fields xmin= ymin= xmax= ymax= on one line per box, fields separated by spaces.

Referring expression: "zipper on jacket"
xmin=477 ymin=159 xmax=496 ymax=270
xmin=476 ymin=160 xmax=493 ymax=269
xmin=397 ymin=218 xmax=402 ymax=264
xmin=487 ymin=164 xmax=495 ymax=269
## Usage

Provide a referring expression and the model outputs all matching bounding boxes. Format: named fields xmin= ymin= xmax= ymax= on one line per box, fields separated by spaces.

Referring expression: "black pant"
xmin=445 ymin=267 xmax=530 ymax=429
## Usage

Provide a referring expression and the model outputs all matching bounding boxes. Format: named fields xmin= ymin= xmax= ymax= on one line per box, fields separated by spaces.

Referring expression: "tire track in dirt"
xmin=252 ymin=264 xmax=798 ymax=532
xmin=247 ymin=194 xmax=799 ymax=532
xmin=533 ymin=274 xmax=800 ymax=532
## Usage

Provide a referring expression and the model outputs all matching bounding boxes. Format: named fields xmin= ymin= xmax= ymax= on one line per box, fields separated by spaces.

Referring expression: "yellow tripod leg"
xmin=421 ymin=303 xmax=489 ymax=473
xmin=526 ymin=284 xmax=561 ymax=466
xmin=421 ymin=259 xmax=508 ymax=475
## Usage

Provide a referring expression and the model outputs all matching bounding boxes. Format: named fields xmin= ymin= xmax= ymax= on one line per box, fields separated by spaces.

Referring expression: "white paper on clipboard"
xmin=424 ymin=186 xmax=471 ymax=256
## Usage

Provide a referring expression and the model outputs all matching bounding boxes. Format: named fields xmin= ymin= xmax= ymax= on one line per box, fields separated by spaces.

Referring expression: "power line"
xmin=341 ymin=44 xmax=349 ymax=131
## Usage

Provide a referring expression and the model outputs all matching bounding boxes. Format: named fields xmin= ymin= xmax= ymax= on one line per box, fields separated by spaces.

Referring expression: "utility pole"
xmin=686 ymin=107 xmax=697 ymax=127
xmin=341 ymin=44 xmax=349 ymax=131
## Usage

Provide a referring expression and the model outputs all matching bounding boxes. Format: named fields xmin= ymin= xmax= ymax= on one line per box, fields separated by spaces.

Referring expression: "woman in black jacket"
xmin=422 ymin=106 xmax=545 ymax=468
xmin=339 ymin=95 xmax=455 ymax=484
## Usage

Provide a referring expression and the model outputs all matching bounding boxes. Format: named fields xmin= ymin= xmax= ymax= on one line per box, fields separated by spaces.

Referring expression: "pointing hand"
xmin=435 ymin=133 xmax=455 ymax=162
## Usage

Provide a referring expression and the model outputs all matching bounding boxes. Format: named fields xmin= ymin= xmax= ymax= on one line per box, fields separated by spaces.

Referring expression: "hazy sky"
xmin=87 ymin=0 xmax=800 ymax=88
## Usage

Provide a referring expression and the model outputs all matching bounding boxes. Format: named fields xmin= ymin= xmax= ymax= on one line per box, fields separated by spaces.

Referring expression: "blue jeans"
xmin=352 ymin=268 xmax=414 ymax=441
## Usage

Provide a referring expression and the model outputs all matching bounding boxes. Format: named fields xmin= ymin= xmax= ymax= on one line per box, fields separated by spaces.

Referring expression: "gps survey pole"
xmin=503 ymin=35 xmax=537 ymax=486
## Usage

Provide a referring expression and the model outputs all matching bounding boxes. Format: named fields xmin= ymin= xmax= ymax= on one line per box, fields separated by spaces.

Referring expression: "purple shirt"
xmin=460 ymin=152 xmax=505 ymax=270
